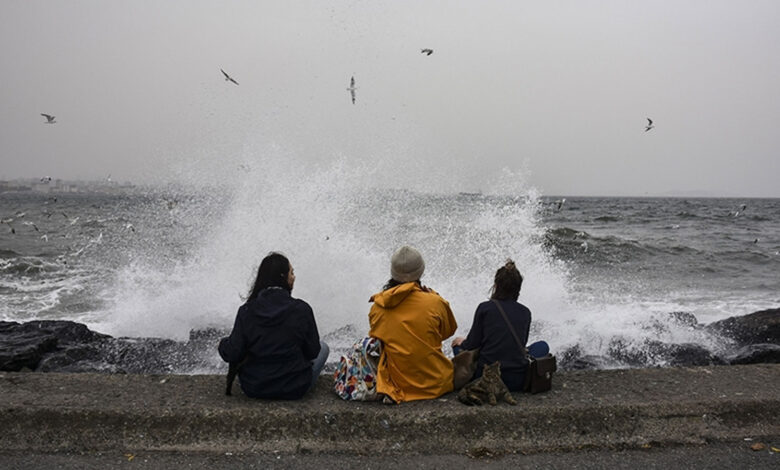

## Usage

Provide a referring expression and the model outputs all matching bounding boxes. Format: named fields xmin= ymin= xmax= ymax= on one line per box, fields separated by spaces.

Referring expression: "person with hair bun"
xmin=451 ymin=260 xmax=549 ymax=391
xmin=368 ymin=246 xmax=458 ymax=403
xmin=219 ymin=252 xmax=328 ymax=399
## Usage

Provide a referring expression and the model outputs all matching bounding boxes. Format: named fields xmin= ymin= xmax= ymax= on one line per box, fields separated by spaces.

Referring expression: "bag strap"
xmin=491 ymin=299 xmax=528 ymax=356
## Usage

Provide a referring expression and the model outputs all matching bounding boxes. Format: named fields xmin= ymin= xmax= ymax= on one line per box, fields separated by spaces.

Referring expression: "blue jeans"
xmin=527 ymin=340 xmax=550 ymax=358
xmin=453 ymin=340 xmax=550 ymax=358
xmin=307 ymin=340 xmax=330 ymax=393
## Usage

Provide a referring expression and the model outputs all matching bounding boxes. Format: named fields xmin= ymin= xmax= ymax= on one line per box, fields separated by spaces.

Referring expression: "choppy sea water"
xmin=1 ymin=182 xmax=778 ymax=371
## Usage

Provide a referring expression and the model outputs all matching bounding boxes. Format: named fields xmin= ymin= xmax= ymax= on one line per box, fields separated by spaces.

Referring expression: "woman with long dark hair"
xmin=219 ymin=252 xmax=328 ymax=399
xmin=451 ymin=260 xmax=549 ymax=391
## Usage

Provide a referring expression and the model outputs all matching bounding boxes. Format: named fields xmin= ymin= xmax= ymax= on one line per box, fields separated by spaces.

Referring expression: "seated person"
xmin=219 ymin=252 xmax=328 ymax=399
xmin=368 ymin=246 xmax=457 ymax=403
xmin=452 ymin=260 xmax=549 ymax=391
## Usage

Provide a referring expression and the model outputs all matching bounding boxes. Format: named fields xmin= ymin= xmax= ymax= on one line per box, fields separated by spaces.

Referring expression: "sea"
xmin=1 ymin=177 xmax=778 ymax=372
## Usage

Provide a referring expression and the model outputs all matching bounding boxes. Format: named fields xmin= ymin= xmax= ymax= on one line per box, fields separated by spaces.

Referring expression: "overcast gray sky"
xmin=1 ymin=0 xmax=778 ymax=197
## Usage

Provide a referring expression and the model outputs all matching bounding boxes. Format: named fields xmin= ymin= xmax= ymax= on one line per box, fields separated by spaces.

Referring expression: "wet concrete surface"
xmin=0 ymin=364 xmax=778 ymax=456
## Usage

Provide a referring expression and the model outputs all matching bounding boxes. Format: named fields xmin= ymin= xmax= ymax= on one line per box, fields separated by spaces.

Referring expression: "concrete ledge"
xmin=1 ymin=364 xmax=778 ymax=455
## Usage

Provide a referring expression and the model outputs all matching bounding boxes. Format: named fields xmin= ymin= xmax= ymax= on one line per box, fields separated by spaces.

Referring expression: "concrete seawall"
xmin=1 ymin=364 xmax=778 ymax=455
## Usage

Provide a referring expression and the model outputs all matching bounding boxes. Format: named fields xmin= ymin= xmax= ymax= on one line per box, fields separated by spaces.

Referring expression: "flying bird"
xmin=40 ymin=176 xmax=52 ymax=183
xmin=220 ymin=69 xmax=239 ymax=85
xmin=347 ymin=76 xmax=357 ymax=105
xmin=644 ymin=118 xmax=654 ymax=132
xmin=41 ymin=114 xmax=56 ymax=124
xmin=421 ymin=48 xmax=434 ymax=56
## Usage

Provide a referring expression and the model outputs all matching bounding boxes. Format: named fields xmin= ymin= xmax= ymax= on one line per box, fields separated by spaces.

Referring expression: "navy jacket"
xmin=218 ymin=287 xmax=321 ymax=399
xmin=460 ymin=299 xmax=531 ymax=391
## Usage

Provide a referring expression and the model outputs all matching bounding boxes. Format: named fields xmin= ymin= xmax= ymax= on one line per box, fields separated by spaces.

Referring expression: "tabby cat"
xmin=457 ymin=361 xmax=517 ymax=406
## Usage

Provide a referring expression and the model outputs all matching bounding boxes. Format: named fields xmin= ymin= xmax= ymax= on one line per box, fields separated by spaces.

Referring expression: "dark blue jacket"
xmin=218 ymin=287 xmax=321 ymax=399
xmin=460 ymin=299 xmax=531 ymax=391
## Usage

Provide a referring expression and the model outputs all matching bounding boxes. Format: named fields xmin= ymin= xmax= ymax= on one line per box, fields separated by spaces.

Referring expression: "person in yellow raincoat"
xmin=368 ymin=246 xmax=457 ymax=403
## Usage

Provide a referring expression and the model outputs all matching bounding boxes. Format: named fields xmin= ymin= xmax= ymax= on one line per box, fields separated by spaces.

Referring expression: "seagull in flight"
xmin=220 ymin=69 xmax=239 ymax=85
xmin=644 ymin=118 xmax=654 ymax=132
xmin=347 ymin=76 xmax=357 ymax=105
xmin=421 ymin=48 xmax=434 ymax=56
xmin=41 ymin=114 xmax=56 ymax=124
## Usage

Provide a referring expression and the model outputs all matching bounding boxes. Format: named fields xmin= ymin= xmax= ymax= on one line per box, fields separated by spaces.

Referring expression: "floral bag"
xmin=333 ymin=337 xmax=383 ymax=401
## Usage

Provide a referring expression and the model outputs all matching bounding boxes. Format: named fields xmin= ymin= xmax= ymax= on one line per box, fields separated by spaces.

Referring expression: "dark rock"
xmin=36 ymin=344 xmax=106 ymax=372
xmin=606 ymin=338 xmax=648 ymax=367
xmin=641 ymin=311 xmax=700 ymax=338
xmin=0 ymin=330 xmax=59 ymax=371
xmin=566 ymin=355 xmax=615 ymax=370
xmin=102 ymin=338 xmax=185 ymax=374
xmin=0 ymin=320 xmax=113 ymax=372
xmin=667 ymin=311 xmax=699 ymax=328
xmin=600 ymin=337 xmax=724 ymax=368
xmin=1 ymin=320 xmax=219 ymax=373
xmin=726 ymin=343 xmax=780 ymax=365
xmin=648 ymin=341 xmax=725 ymax=367
xmin=10 ymin=320 xmax=110 ymax=344
xmin=558 ymin=345 xmax=616 ymax=370
xmin=706 ymin=308 xmax=780 ymax=346
xmin=0 ymin=321 xmax=21 ymax=334
xmin=557 ymin=345 xmax=584 ymax=369
xmin=189 ymin=327 xmax=229 ymax=343
xmin=4 ymin=308 xmax=778 ymax=374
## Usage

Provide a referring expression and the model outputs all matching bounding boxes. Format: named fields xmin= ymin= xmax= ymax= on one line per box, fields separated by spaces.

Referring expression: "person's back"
xmin=221 ymin=287 xmax=320 ymax=399
xmin=218 ymin=252 xmax=328 ymax=399
xmin=458 ymin=299 xmax=531 ymax=390
xmin=368 ymin=246 xmax=457 ymax=403
xmin=452 ymin=260 xmax=549 ymax=391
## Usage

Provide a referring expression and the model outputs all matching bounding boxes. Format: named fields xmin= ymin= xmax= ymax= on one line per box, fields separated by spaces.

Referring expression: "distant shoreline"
xmin=1 ymin=183 xmax=778 ymax=200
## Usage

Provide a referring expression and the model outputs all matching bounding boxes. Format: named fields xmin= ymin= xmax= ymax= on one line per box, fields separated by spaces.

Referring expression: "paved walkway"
xmin=1 ymin=364 xmax=778 ymax=455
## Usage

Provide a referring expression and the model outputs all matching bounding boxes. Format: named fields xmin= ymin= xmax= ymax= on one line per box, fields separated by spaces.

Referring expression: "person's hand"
xmin=451 ymin=336 xmax=466 ymax=347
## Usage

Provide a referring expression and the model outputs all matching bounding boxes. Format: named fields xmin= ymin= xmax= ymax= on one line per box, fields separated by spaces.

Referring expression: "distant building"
xmin=1 ymin=178 xmax=135 ymax=195
xmin=0 ymin=180 xmax=32 ymax=193
xmin=33 ymin=182 xmax=51 ymax=193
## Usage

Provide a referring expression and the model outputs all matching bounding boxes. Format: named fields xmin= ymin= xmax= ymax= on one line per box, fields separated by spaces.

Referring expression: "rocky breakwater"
xmin=1 ymin=308 xmax=778 ymax=374
xmin=706 ymin=308 xmax=780 ymax=364
xmin=0 ymin=321 xmax=225 ymax=373
xmin=556 ymin=308 xmax=780 ymax=370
